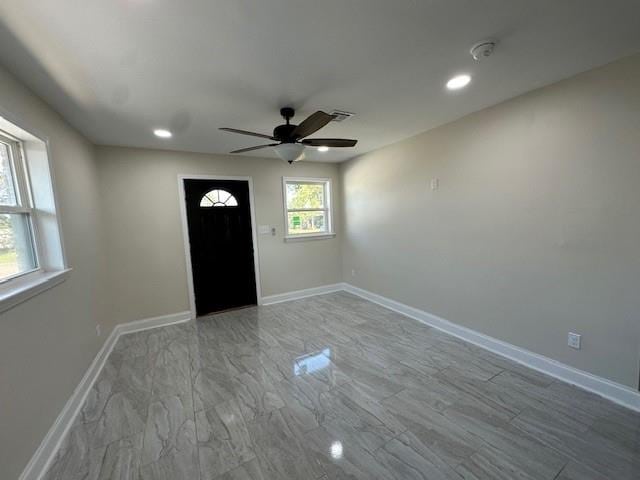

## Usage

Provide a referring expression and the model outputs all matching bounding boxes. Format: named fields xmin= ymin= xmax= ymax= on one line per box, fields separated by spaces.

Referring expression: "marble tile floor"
xmin=42 ymin=292 xmax=640 ymax=479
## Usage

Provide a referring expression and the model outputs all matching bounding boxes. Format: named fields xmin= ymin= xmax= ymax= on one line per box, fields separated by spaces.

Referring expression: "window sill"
xmin=0 ymin=268 xmax=72 ymax=314
xmin=284 ymin=233 xmax=336 ymax=243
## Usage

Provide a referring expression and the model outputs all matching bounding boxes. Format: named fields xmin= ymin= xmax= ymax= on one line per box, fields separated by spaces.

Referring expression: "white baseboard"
xmin=20 ymin=311 xmax=192 ymax=480
xmin=261 ymin=283 xmax=345 ymax=305
xmin=117 ymin=310 xmax=192 ymax=335
xmin=342 ymin=283 xmax=640 ymax=412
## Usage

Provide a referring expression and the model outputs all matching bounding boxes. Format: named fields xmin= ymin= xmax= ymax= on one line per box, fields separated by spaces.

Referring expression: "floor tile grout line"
xmin=552 ymin=462 xmax=568 ymax=480
xmin=484 ymin=369 xmax=506 ymax=383
xmin=508 ymin=415 xmax=584 ymax=468
xmin=186 ymin=322 xmax=203 ymax=480
xmin=497 ymin=378 xmax=602 ymax=430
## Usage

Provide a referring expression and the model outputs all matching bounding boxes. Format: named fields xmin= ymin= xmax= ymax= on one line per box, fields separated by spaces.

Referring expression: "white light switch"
xmin=258 ymin=225 xmax=271 ymax=235
xmin=430 ymin=178 xmax=439 ymax=191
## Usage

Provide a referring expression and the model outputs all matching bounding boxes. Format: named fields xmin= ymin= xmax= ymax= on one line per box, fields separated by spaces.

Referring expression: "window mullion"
xmin=0 ymin=205 xmax=32 ymax=214
xmin=286 ymin=208 xmax=328 ymax=213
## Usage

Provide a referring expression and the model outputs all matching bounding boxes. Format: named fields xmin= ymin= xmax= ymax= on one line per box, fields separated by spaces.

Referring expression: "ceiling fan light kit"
xmin=220 ymin=107 xmax=358 ymax=164
xmin=274 ymin=143 xmax=305 ymax=163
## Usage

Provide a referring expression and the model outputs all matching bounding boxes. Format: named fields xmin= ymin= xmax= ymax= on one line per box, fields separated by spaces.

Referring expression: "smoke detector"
xmin=329 ymin=110 xmax=355 ymax=122
xmin=470 ymin=40 xmax=497 ymax=61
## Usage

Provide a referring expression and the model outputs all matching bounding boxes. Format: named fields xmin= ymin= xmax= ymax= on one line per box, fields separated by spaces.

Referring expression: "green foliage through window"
xmin=286 ymin=183 xmax=325 ymax=209
xmin=284 ymin=179 xmax=331 ymax=236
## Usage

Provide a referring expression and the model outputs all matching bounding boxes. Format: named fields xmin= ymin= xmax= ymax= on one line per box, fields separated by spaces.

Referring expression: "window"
xmin=0 ymin=133 xmax=38 ymax=282
xmin=200 ymin=189 xmax=238 ymax=207
xmin=0 ymin=114 xmax=68 ymax=313
xmin=283 ymin=177 xmax=334 ymax=240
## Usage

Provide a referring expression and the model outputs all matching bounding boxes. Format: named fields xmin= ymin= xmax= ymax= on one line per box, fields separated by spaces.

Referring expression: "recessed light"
xmin=318 ymin=146 xmax=330 ymax=152
xmin=153 ymin=129 xmax=172 ymax=138
xmin=446 ymin=74 xmax=471 ymax=90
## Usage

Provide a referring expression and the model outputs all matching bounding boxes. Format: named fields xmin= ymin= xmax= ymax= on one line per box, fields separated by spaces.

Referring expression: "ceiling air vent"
xmin=330 ymin=110 xmax=355 ymax=122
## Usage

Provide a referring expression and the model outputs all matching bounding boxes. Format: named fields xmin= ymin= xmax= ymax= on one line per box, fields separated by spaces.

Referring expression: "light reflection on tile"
xmin=294 ymin=348 xmax=331 ymax=376
xmin=330 ymin=440 xmax=343 ymax=459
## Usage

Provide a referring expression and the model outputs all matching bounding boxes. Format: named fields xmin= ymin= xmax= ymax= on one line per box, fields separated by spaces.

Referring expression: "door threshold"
xmin=196 ymin=303 xmax=258 ymax=319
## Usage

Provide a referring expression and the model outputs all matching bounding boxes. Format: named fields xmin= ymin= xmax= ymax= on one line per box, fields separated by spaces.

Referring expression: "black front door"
xmin=184 ymin=179 xmax=257 ymax=316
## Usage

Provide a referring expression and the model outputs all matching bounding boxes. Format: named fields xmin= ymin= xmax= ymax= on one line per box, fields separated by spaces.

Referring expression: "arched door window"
xmin=200 ymin=189 xmax=238 ymax=207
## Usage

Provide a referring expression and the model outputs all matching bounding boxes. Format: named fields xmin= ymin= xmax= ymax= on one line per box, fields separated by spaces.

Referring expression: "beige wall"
xmin=0 ymin=66 xmax=111 ymax=478
xmin=96 ymin=146 xmax=342 ymax=324
xmin=341 ymin=53 xmax=640 ymax=389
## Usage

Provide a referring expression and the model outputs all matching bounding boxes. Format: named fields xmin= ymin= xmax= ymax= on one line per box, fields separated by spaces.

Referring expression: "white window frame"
xmin=0 ymin=110 xmax=70 ymax=314
xmin=282 ymin=176 xmax=335 ymax=242
xmin=0 ymin=131 xmax=41 ymax=283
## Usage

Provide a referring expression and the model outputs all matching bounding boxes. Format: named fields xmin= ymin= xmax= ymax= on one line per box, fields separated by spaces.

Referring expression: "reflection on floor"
xmin=43 ymin=292 xmax=640 ymax=479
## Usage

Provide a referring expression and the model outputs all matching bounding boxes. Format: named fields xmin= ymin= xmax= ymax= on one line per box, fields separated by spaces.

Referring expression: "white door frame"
xmin=177 ymin=174 xmax=263 ymax=318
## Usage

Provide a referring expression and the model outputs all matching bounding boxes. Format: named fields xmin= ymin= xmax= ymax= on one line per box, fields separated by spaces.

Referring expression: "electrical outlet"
xmin=96 ymin=324 xmax=102 ymax=337
xmin=568 ymin=332 xmax=581 ymax=350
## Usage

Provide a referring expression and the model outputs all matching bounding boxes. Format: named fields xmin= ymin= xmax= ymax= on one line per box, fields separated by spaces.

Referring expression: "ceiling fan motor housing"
xmin=273 ymin=124 xmax=297 ymax=141
xmin=275 ymin=107 xmax=298 ymax=141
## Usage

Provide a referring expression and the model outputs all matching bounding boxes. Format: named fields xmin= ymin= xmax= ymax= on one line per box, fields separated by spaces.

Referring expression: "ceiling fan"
xmin=220 ymin=107 xmax=357 ymax=163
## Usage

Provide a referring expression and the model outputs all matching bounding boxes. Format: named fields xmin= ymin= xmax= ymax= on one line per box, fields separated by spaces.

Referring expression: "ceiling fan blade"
xmin=230 ymin=143 xmax=278 ymax=154
xmin=301 ymin=138 xmax=358 ymax=147
xmin=292 ymin=111 xmax=334 ymax=139
xmin=220 ymin=128 xmax=275 ymax=140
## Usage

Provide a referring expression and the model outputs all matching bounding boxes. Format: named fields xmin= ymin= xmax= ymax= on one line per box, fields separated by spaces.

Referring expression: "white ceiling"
xmin=1 ymin=1 xmax=639 ymax=163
